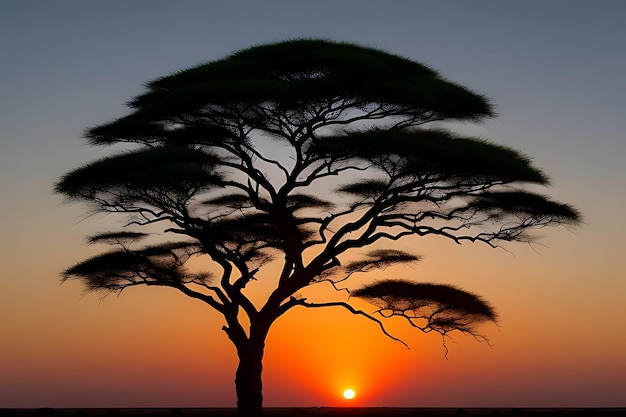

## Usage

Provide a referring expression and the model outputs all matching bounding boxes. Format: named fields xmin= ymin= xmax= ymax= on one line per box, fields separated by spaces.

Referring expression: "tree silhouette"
xmin=56 ymin=39 xmax=580 ymax=416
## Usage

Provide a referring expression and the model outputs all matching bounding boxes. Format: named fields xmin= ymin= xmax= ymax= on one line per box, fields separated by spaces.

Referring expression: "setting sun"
xmin=342 ymin=388 xmax=356 ymax=400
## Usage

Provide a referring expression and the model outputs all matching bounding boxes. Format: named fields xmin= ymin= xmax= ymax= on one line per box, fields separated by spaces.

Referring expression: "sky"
xmin=1 ymin=0 xmax=625 ymax=409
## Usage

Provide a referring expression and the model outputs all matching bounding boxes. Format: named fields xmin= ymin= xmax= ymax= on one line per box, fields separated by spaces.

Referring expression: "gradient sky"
xmin=1 ymin=0 xmax=625 ymax=409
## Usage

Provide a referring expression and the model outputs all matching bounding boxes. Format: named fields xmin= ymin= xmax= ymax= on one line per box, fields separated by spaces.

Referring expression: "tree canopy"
xmin=56 ymin=39 xmax=580 ymax=416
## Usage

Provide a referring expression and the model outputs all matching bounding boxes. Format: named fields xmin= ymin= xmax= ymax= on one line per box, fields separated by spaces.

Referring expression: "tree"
xmin=55 ymin=39 xmax=580 ymax=416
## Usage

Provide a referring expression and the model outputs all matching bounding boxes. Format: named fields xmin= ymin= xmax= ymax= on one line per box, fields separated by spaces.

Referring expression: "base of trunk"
xmin=235 ymin=341 xmax=265 ymax=417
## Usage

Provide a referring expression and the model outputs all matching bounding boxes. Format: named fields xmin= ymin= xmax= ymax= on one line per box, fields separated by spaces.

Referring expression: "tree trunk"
xmin=234 ymin=337 xmax=266 ymax=417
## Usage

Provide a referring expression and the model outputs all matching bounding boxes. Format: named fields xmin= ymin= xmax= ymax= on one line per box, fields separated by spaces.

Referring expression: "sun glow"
xmin=342 ymin=388 xmax=356 ymax=400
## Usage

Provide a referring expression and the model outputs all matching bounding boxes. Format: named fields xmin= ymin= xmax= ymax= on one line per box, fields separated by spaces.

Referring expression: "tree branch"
xmin=278 ymin=297 xmax=408 ymax=348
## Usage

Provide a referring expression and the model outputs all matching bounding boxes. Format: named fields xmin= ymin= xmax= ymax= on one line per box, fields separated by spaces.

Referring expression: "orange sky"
xmin=3 ymin=227 xmax=625 ymax=407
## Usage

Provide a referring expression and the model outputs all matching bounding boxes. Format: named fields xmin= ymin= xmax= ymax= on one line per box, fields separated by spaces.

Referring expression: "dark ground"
xmin=1 ymin=409 xmax=625 ymax=417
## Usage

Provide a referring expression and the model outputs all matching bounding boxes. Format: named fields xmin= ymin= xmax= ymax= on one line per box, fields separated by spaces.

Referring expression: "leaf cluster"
xmin=343 ymin=249 xmax=421 ymax=274
xmin=63 ymin=241 xmax=210 ymax=292
xmin=314 ymin=129 xmax=550 ymax=186
xmin=122 ymin=39 xmax=493 ymax=123
xmin=55 ymin=146 xmax=223 ymax=201
xmin=353 ymin=280 xmax=496 ymax=335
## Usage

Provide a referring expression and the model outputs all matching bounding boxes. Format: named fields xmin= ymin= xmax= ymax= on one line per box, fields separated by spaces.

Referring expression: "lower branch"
xmin=375 ymin=308 xmax=494 ymax=359
xmin=282 ymin=297 xmax=409 ymax=348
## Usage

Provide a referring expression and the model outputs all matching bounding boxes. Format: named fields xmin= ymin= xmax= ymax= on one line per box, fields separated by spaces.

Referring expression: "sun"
xmin=342 ymin=388 xmax=356 ymax=400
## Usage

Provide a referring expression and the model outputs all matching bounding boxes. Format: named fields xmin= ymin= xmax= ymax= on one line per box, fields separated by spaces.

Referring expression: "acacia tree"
xmin=56 ymin=39 xmax=580 ymax=416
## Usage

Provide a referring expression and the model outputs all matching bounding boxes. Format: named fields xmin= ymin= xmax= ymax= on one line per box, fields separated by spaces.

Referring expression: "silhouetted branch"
xmin=353 ymin=280 xmax=497 ymax=355
xmin=281 ymin=297 xmax=409 ymax=348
